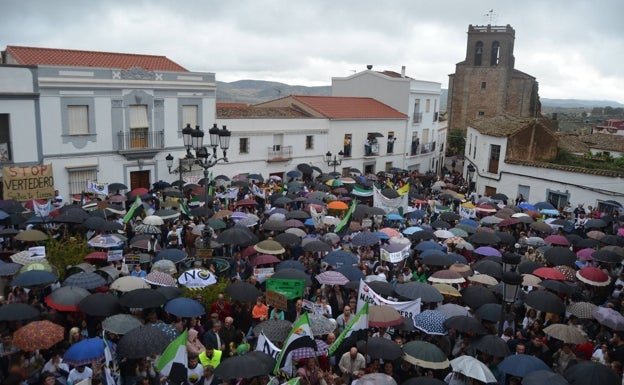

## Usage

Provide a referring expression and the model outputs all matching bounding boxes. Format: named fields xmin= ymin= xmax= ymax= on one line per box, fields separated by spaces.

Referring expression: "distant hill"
xmin=216 ymin=80 xmax=622 ymax=110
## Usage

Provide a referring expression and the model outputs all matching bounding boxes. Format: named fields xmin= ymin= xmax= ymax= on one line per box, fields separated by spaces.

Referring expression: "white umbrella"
xmin=450 ymin=355 xmax=497 ymax=384
xmin=434 ymin=229 xmax=455 ymax=239
xmin=142 ymin=215 xmax=164 ymax=226
xmin=177 ymin=269 xmax=217 ymax=289
xmin=468 ymin=274 xmax=499 ymax=286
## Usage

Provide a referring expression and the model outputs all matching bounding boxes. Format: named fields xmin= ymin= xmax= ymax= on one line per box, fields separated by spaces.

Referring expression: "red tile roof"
xmin=4 ymin=46 xmax=187 ymax=72
xmin=289 ymin=95 xmax=407 ymax=119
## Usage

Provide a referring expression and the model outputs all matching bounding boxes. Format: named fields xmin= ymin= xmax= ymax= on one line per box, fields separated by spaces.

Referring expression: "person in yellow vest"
xmin=198 ymin=343 xmax=222 ymax=369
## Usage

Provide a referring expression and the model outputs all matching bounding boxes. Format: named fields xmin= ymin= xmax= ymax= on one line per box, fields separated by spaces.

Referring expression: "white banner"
xmin=253 ymin=267 xmax=274 ymax=283
xmin=380 ymin=244 xmax=410 ymax=263
xmin=255 ymin=332 xmax=281 ymax=360
xmin=33 ymin=199 xmax=51 ymax=217
xmin=373 ymin=186 xmax=409 ymax=214
xmin=357 ymin=280 xmax=421 ymax=320
xmin=86 ymin=180 xmax=109 ymax=195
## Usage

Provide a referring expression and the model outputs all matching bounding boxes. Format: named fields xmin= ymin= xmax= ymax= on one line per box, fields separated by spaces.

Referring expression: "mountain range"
xmin=216 ymin=80 xmax=624 ymax=110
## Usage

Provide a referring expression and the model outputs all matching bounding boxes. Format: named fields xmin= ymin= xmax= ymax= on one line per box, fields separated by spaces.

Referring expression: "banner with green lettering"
xmin=265 ymin=278 xmax=305 ymax=300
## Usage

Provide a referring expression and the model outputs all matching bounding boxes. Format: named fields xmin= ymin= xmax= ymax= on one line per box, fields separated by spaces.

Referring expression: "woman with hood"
xmin=186 ymin=328 xmax=206 ymax=356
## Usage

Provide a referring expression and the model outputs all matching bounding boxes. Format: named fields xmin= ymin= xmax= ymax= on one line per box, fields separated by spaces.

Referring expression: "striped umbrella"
xmin=315 ymin=271 xmax=349 ymax=286
xmin=144 ymin=271 xmax=177 ymax=287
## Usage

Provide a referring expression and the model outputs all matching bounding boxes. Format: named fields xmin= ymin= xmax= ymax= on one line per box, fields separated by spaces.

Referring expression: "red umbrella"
xmin=84 ymin=251 xmax=108 ymax=262
xmin=498 ymin=217 xmax=520 ymax=227
xmin=553 ymin=265 xmax=576 ymax=282
xmin=235 ymin=198 xmax=257 ymax=207
xmin=249 ymin=254 xmax=281 ymax=266
xmin=543 ymin=235 xmax=570 ymax=246
xmin=576 ymin=267 xmax=611 ymax=286
xmin=533 ymin=267 xmax=566 ymax=281
xmin=128 ymin=187 xmax=148 ymax=199
xmin=13 ymin=320 xmax=65 ymax=351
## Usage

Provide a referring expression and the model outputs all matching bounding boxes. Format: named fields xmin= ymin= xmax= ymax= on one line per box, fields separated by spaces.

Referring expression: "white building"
xmin=331 ymin=66 xmax=446 ymax=174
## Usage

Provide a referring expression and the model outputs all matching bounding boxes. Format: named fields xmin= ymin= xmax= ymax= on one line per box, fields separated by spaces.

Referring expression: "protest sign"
xmin=3 ymin=164 xmax=55 ymax=200
xmin=266 ymin=278 xmax=305 ymax=299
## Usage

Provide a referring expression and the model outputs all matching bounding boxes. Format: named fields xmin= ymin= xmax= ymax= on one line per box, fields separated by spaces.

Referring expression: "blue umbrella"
xmin=540 ymin=209 xmax=560 ymax=216
xmin=415 ymin=241 xmax=445 ymax=252
xmin=459 ymin=219 xmax=479 ymax=228
xmin=153 ymin=248 xmax=187 ymax=264
xmin=164 ymin=297 xmax=205 ymax=318
xmin=12 ymin=270 xmax=57 ymax=288
xmin=420 ymin=249 xmax=448 ymax=259
xmin=373 ymin=231 xmax=390 ymax=240
xmin=447 ymin=253 xmax=469 ymax=264
xmin=409 ymin=209 xmax=427 ymax=219
xmin=335 ymin=265 xmax=364 ymax=281
xmin=286 ymin=170 xmax=302 ymax=178
xmin=402 ymin=226 xmax=423 ymax=235
xmin=351 ymin=232 xmax=380 ymax=247
xmin=64 ymin=337 xmax=111 ymax=366
xmin=275 ymin=260 xmax=306 ymax=271
xmin=413 ymin=310 xmax=447 ymax=335
xmin=304 ymin=218 xmax=315 ymax=226
xmin=323 ymin=250 xmax=359 ymax=268
xmin=0 ymin=262 xmax=22 ymax=276
xmin=386 ymin=213 xmax=404 ymax=221
xmin=534 ymin=201 xmax=556 ymax=211
xmin=519 ymin=202 xmax=537 ymax=211
xmin=498 ymin=354 xmax=550 ymax=377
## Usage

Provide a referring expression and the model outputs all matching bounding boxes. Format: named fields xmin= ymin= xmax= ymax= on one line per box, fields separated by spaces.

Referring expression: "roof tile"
xmin=289 ymin=95 xmax=407 ymax=119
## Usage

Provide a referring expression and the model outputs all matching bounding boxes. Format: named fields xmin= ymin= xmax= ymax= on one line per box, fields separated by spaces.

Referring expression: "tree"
xmin=446 ymin=129 xmax=466 ymax=156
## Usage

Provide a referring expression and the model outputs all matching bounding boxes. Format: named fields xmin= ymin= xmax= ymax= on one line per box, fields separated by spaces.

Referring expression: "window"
xmin=305 ymin=135 xmax=314 ymax=149
xmin=547 ymin=190 xmax=569 ymax=210
xmin=413 ymin=100 xmax=422 ymax=123
xmin=488 ymin=144 xmax=501 ymax=174
xmin=0 ymin=114 xmax=12 ymax=162
xmin=425 ymin=99 xmax=431 ymax=113
xmin=182 ymin=105 xmax=198 ymax=128
xmin=490 ymin=41 xmax=500 ymax=66
xmin=239 ymin=137 xmax=249 ymax=154
xmin=517 ymin=185 xmax=530 ymax=203
xmin=68 ymin=105 xmax=89 ymax=135
xmin=67 ymin=167 xmax=98 ymax=195
xmin=478 ymin=111 xmax=485 ymax=117
xmin=411 ymin=133 xmax=420 ymax=156
xmin=387 ymin=131 xmax=395 ymax=153
xmin=473 ymin=136 xmax=477 ymax=158
xmin=343 ymin=134 xmax=352 ymax=157
xmin=481 ymin=82 xmax=487 ymax=89
xmin=474 ymin=41 xmax=483 ymax=66
xmin=129 ymin=105 xmax=149 ymax=148
xmin=385 ymin=162 xmax=393 ymax=172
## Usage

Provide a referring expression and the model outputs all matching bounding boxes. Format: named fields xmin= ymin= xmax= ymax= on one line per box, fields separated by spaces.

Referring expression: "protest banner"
xmin=380 ymin=243 xmax=410 ymax=263
xmin=253 ymin=267 xmax=274 ymax=284
xmin=3 ymin=164 xmax=55 ymax=200
xmin=107 ymin=250 xmax=124 ymax=262
xmin=266 ymin=290 xmax=288 ymax=310
xmin=357 ymin=280 xmax=421 ymax=320
xmin=266 ymin=278 xmax=305 ymax=299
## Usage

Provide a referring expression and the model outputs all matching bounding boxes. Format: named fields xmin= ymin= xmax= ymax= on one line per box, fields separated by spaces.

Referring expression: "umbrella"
xmin=110 ymin=276 xmax=151 ymax=292
xmin=421 ymin=250 xmax=453 ymax=267
xmin=468 ymin=232 xmax=501 ymax=245
xmin=498 ymin=354 xmax=550 ymax=377
xmin=591 ymin=249 xmax=622 ymax=264
xmin=154 ymin=248 xmax=187 ymax=264
xmin=134 ymin=223 xmax=162 ymax=234
xmin=144 ymin=271 xmax=178 ymax=287
xmin=576 ymin=267 xmax=611 ymax=286
xmin=178 ymin=268 xmax=217 ymax=289
xmin=413 ymin=310 xmax=447 ymax=335
xmin=444 ymin=315 xmax=487 ymax=335
xmin=303 ymin=239 xmax=332 ymax=253
xmin=0 ymin=303 xmax=39 ymax=322
xmin=450 ymin=355 xmax=497 ymax=384
xmin=436 ymin=303 xmax=471 ymax=319
xmin=45 ymin=286 xmax=90 ymax=312
xmin=539 ymin=279 xmax=574 ymax=295
xmin=156 ymin=286 xmax=184 ymax=301
xmin=102 ymin=314 xmax=142 ymax=335
xmin=274 ymin=232 xmax=301 ymax=246
xmin=533 ymin=267 xmax=566 ymax=281
xmin=119 ymin=288 xmax=167 ymax=308
xmin=474 ymin=246 xmax=502 ymax=257
xmin=475 ymin=303 xmax=502 ymax=322
xmin=225 ymin=280 xmax=262 ymax=302
xmin=12 ymin=270 xmax=57 ymax=288
xmin=276 ymin=259 xmax=306 ymax=271
xmin=117 ymin=325 xmax=171 ymax=359
xmin=461 ymin=285 xmax=498 ymax=310
xmin=522 ymin=370 xmax=568 ymax=385
xmin=369 ymin=305 xmax=404 ymax=327
xmin=253 ymin=319 xmax=293 ymax=343
xmin=402 ymin=379 xmax=446 ymax=385
xmin=544 ymin=247 xmax=576 ymax=266
xmin=525 ymin=289 xmax=566 ymax=314
xmin=63 ymin=337 xmax=110 ymax=366
xmin=78 ymin=293 xmax=121 ymax=317
xmin=395 ymin=282 xmax=443 ymax=303
xmin=15 ymin=229 xmax=49 ymax=241
xmin=254 ymin=239 xmax=286 ymax=255
xmin=62 ymin=271 xmax=107 ymax=290
xmin=428 ymin=269 xmax=465 ymax=284
xmin=367 ymin=280 xmax=396 ymax=298
xmin=12 ymin=320 xmax=64 ymax=351
xmin=351 ymin=232 xmax=381 ymax=246
xmin=469 ymin=274 xmax=498 ymax=286
xmin=357 ymin=337 xmax=402 ymax=361
xmin=402 ymin=340 xmax=450 ymax=369
xmin=518 ymin=261 xmax=543 ymax=275
xmin=250 ymin=254 xmax=281 ymax=267
xmin=316 ymin=271 xmax=349 ymax=286
xmin=214 ymin=351 xmax=275 ymax=380
xmin=563 ymin=360 xmax=620 ymax=385
xmin=543 ymin=323 xmax=587 ymax=344
xmin=593 ymin=306 xmax=624 ymax=331
xmin=0 ymin=262 xmax=21 ymax=276
xmin=308 ymin=314 xmax=336 ymax=336
xmin=335 ymin=266 xmax=364 ymax=282
xmin=544 ymin=234 xmax=570 ymax=246
xmin=164 ymin=297 xmax=206 ymax=318
xmin=471 ymin=334 xmax=511 ymax=357
xmin=356 ymin=373 xmax=397 ymax=385
xmin=108 ymin=182 xmax=128 ymax=191
xmin=323 ymin=250 xmax=359 ymax=268
xmin=567 ymin=301 xmax=598 ymax=320
xmin=433 ymin=283 xmax=462 ymax=298
xmin=88 ymin=234 xmax=125 ymax=248
xmin=271 ymin=268 xmax=312 ymax=286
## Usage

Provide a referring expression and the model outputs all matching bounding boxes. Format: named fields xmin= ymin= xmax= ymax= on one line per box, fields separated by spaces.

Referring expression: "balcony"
xmin=267 ymin=145 xmax=293 ymax=162
xmin=409 ymin=141 xmax=436 ymax=156
xmin=117 ymin=129 xmax=164 ymax=160
xmin=413 ymin=112 xmax=423 ymax=124
xmin=364 ymin=142 xmax=381 ymax=156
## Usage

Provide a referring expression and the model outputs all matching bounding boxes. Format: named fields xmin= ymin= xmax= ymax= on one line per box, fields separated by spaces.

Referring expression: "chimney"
xmin=366 ymin=64 xmax=373 ymax=70
xmin=401 ymin=66 xmax=406 ymax=77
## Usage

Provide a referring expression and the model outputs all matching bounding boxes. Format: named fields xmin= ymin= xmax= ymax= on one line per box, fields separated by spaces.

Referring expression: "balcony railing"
xmin=267 ymin=145 xmax=293 ymax=162
xmin=413 ymin=112 xmax=423 ymax=123
xmin=409 ymin=141 xmax=436 ymax=156
xmin=364 ymin=142 xmax=380 ymax=156
xmin=117 ymin=129 xmax=164 ymax=151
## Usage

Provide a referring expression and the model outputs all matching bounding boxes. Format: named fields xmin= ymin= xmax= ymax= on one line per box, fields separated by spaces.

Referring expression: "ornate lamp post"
xmin=466 ymin=163 xmax=476 ymax=195
xmin=165 ymin=153 xmax=195 ymax=184
xmin=498 ymin=252 xmax=522 ymax=336
xmin=325 ymin=150 xmax=344 ymax=174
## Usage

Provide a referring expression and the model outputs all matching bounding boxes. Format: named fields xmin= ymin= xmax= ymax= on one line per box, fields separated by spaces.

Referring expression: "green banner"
xmin=265 ymin=278 xmax=305 ymax=300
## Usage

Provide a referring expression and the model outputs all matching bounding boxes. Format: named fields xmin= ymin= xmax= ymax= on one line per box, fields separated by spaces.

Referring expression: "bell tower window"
xmin=474 ymin=41 xmax=483 ymax=66
xmin=490 ymin=41 xmax=500 ymax=66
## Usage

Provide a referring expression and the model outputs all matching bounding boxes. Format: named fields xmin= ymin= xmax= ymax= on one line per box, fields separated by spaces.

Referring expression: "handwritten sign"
xmin=3 ymin=164 xmax=55 ymax=201
xmin=265 ymin=290 xmax=287 ymax=310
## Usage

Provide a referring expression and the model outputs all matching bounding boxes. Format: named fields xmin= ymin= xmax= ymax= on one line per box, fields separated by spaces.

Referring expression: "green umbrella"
xmin=402 ymin=340 xmax=450 ymax=369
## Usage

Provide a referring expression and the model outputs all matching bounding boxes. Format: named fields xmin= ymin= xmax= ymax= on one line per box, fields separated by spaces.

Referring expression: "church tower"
xmin=447 ymin=24 xmax=540 ymax=131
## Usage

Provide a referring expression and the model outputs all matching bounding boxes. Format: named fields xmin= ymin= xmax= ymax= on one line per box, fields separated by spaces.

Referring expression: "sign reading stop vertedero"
xmin=3 ymin=164 xmax=55 ymax=201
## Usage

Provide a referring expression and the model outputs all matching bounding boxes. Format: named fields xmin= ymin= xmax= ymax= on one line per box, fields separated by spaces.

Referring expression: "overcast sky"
xmin=2 ymin=0 xmax=623 ymax=103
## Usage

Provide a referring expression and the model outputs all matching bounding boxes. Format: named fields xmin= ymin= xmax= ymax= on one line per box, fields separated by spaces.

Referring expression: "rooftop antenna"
xmin=484 ymin=9 xmax=498 ymax=25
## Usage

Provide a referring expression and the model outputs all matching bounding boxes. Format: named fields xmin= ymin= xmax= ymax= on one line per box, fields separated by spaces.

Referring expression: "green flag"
xmin=208 ymin=171 xmax=214 ymax=197
xmin=334 ymin=198 xmax=357 ymax=233
xmin=180 ymin=199 xmax=193 ymax=218
xmin=156 ymin=329 xmax=188 ymax=382
xmin=329 ymin=302 xmax=368 ymax=355
xmin=274 ymin=313 xmax=316 ymax=375
xmin=123 ymin=195 xmax=142 ymax=224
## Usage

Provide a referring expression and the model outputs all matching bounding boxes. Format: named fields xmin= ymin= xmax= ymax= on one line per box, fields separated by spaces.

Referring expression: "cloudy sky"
xmin=2 ymin=0 xmax=623 ymax=103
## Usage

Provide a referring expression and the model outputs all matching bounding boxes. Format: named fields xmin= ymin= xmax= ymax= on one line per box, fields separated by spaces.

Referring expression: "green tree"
xmin=45 ymin=236 xmax=91 ymax=280
xmin=446 ymin=129 xmax=466 ymax=156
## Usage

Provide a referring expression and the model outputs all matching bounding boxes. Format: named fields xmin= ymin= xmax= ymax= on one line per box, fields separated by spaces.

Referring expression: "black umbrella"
xmin=117 ymin=325 xmax=171 ymax=359
xmin=152 ymin=180 xmax=171 ymax=190
xmin=225 ymin=280 xmax=262 ymax=302
xmin=475 ymin=303 xmax=502 ymax=322
xmin=51 ymin=212 xmax=86 ymax=224
xmin=253 ymin=319 xmax=293 ymax=343
xmin=276 ymin=260 xmax=306 ymax=271
xmin=410 ymin=230 xmax=436 ymax=241
xmin=155 ymin=286 xmax=183 ymax=301
xmin=0 ymin=303 xmax=40 ymax=321
xmin=544 ymin=247 xmax=576 ymax=266
xmin=217 ymin=226 xmax=258 ymax=246
xmin=119 ymin=288 xmax=167 ymax=308
xmin=357 ymin=337 xmax=402 ymax=360
xmin=402 ymin=378 xmax=446 ymax=385
xmin=525 ymin=289 xmax=565 ymax=314
xmin=431 ymin=220 xmax=452 ymax=230
xmin=190 ymin=206 xmax=215 ymax=218
xmin=367 ymin=280 xmax=395 ymax=298
xmin=285 ymin=210 xmax=310 ymax=220
xmin=472 ymin=259 xmax=503 ymax=280
xmin=471 ymin=334 xmax=511 ymax=357
xmin=522 ymin=370 xmax=568 ymax=385
xmin=153 ymin=249 xmax=187 ymax=264
xmin=335 ymin=266 xmax=364 ymax=282
xmin=518 ymin=261 xmax=543 ymax=274
xmin=108 ymin=183 xmax=128 ymax=191
xmin=297 ymin=163 xmax=313 ymax=174
xmin=351 ymin=232 xmax=381 ymax=247
xmin=12 ymin=270 xmax=58 ymax=288
xmin=78 ymin=293 xmax=121 ymax=317
xmin=469 ymin=232 xmax=502 ymax=245
xmin=62 ymin=272 xmax=107 ymax=290
xmin=271 ymin=268 xmax=312 ymax=286
xmin=439 ymin=212 xmax=461 ymax=222
xmin=422 ymin=251 xmax=453 ymax=267
xmin=592 ymin=249 xmax=622 ymax=264
xmin=563 ymin=360 xmax=620 ymax=385
xmin=214 ymin=351 xmax=276 ymax=380
xmin=444 ymin=315 xmax=487 ymax=335
xmin=303 ymin=240 xmax=332 ymax=253
xmin=381 ymin=188 xmax=398 ymax=199
xmin=261 ymin=220 xmax=287 ymax=232
xmin=539 ymin=279 xmax=576 ymax=295
xmin=395 ymin=281 xmax=444 ymax=303
xmin=495 ymin=231 xmax=516 ymax=245
xmin=461 ymin=285 xmax=498 ymax=310
xmin=274 ymin=232 xmax=301 ymax=246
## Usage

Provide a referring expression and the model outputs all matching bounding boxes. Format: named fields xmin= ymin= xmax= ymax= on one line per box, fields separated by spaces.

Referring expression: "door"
xmin=130 ymin=128 xmax=148 ymax=148
xmin=130 ymin=170 xmax=150 ymax=190
xmin=484 ymin=186 xmax=497 ymax=197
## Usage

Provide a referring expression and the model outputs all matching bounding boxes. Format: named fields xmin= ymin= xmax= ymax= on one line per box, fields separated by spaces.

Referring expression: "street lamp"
xmin=498 ymin=253 xmax=522 ymax=336
xmin=181 ymin=123 xmax=231 ymax=211
xmin=325 ymin=150 xmax=344 ymax=173
xmin=466 ymin=163 xmax=476 ymax=196
xmin=165 ymin=153 xmax=195 ymax=184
